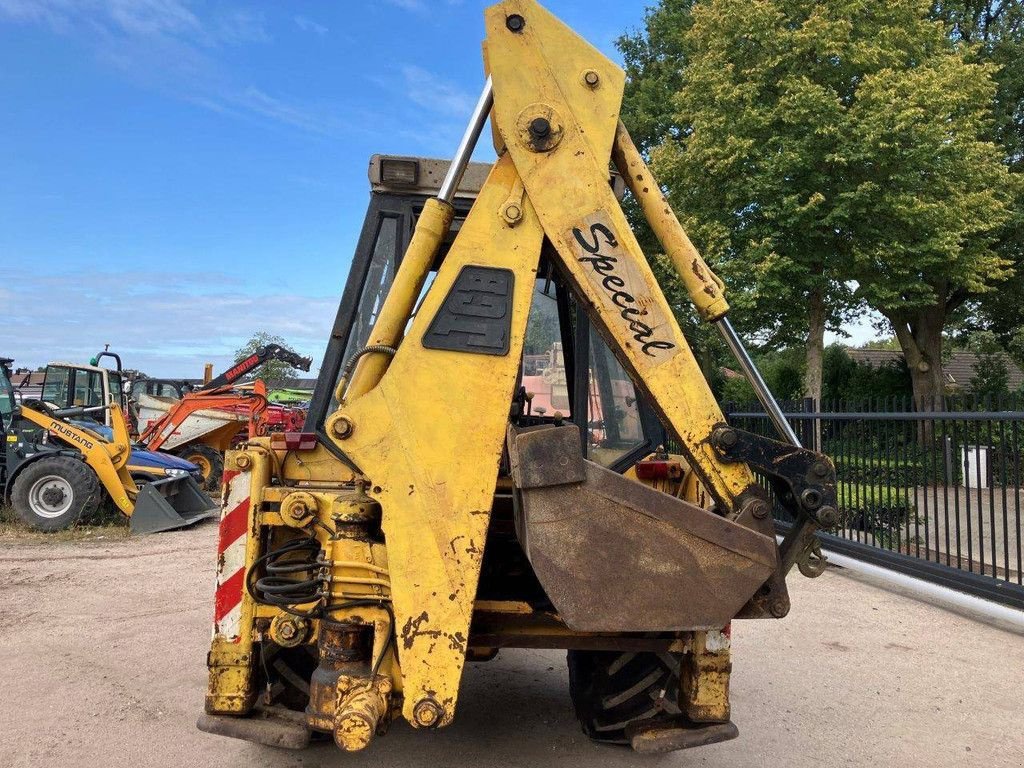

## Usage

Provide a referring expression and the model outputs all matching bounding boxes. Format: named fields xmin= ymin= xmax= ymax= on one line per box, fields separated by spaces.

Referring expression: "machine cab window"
xmin=308 ymin=154 xmax=661 ymax=472
xmin=41 ymin=366 xmax=72 ymax=408
xmin=40 ymin=364 xmax=117 ymax=424
xmin=0 ymin=360 xmax=15 ymax=430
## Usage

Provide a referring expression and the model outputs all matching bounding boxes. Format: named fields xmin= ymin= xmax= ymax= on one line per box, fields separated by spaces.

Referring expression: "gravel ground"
xmin=1 ymin=522 xmax=1022 ymax=768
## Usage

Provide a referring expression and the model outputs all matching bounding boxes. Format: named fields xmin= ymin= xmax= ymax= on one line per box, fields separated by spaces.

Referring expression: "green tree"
xmin=622 ymin=0 xmax=1018 ymax=409
xmin=860 ymin=337 xmax=902 ymax=351
xmin=822 ymin=345 xmax=913 ymax=404
xmin=967 ymin=330 xmax=1011 ymax=398
xmin=233 ymin=331 xmax=300 ymax=386
xmin=934 ymin=2 xmax=1024 ymax=360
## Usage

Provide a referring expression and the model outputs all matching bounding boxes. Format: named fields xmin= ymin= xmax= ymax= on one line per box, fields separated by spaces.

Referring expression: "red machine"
xmin=135 ymin=345 xmax=312 ymax=488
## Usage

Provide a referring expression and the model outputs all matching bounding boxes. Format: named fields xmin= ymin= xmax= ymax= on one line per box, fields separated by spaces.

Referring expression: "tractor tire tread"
xmin=567 ymin=649 xmax=682 ymax=745
xmin=10 ymin=455 xmax=102 ymax=532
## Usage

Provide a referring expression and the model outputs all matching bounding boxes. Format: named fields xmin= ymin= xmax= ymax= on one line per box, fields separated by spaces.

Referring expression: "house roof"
xmin=847 ymin=348 xmax=1024 ymax=393
xmin=10 ymin=370 xmax=46 ymax=386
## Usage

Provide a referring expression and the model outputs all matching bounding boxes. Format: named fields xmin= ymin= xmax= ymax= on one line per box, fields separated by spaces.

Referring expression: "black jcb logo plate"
xmin=422 ymin=266 xmax=514 ymax=356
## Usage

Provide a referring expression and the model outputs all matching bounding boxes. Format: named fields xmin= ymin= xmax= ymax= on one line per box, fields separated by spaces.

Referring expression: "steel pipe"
xmin=716 ymin=318 xmax=802 ymax=446
xmin=438 ymin=76 xmax=493 ymax=203
xmin=781 ymin=537 xmax=1024 ymax=633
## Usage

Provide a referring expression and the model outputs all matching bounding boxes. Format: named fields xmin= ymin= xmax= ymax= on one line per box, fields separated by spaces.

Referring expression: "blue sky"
xmin=0 ymin=0 xmax=877 ymax=377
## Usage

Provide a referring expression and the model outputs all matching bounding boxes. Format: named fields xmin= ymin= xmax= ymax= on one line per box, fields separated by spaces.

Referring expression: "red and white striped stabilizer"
xmin=213 ymin=468 xmax=251 ymax=642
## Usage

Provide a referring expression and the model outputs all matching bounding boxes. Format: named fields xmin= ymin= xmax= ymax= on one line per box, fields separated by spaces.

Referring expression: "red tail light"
xmin=270 ymin=432 xmax=318 ymax=451
xmin=635 ymin=459 xmax=683 ymax=480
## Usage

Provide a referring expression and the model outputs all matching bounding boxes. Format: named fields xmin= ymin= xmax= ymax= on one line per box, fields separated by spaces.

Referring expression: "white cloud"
xmin=0 ymin=0 xmax=339 ymax=140
xmin=293 ymin=14 xmax=327 ymax=37
xmin=382 ymin=0 xmax=425 ymax=11
xmin=212 ymin=8 xmax=269 ymax=45
xmin=400 ymin=65 xmax=476 ymax=117
xmin=105 ymin=0 xmax=199 ymax=36
xmin=0 ymin=0 xmax=201 ymax=37
xmin=3 ymin=269 xmax=335 ymax=377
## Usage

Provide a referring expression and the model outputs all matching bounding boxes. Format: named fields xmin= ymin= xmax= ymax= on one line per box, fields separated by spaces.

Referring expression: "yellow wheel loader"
xmin=1 ymin=358 xmax=218 ymax=534
xmin=198 ymin=0 xmax=838 ymax=754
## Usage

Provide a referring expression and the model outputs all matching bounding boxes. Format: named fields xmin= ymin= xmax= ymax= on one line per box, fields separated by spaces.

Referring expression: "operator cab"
xmin=40 ymin=362 xmax=124 ymax=428
xmin=0 ymin=358 xmax=16 ymax=436
xmin=131 ymin=378 xmax=189 ymax=400
xmin=307 ymin=154 xmax=659 ymax=471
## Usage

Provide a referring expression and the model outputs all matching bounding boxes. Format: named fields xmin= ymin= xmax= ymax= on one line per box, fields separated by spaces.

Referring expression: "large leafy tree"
xmin=621 ymin=0 xmax=1018 ymax=407
xmin=233 ymin=331 xmax=300 ymax=386
xmin=935 ymin=1 xmax=1024 ymax=363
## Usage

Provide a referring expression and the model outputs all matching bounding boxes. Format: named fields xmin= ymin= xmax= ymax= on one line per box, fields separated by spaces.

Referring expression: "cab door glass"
xmin=341 ymin=215 xmax=399 ymax=369
xmin=42 ymin=367 xmax=71 ymax=408
xmin=108 ymin=373 xmax=123 ymax=405
xmin=0 ymin=369 xmax=14 ymax=427
xmin=521 ymin=278 xmax=570 ymax=417
xmin=73 ymin=370 xmax=104 ymax=408
xmin=587 ymin=326 xmax=644 ymax=466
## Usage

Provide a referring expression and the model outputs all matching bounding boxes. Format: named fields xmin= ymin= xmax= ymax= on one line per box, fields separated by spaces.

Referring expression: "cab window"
xmin=73 ymin=370 xmax=104 ymax=407
xmin=42 ymin=367 xmax=71 ymax=407
xmin=108 ymin=373 xmax=123 ymax=405
xmin=586 ymin=327 xmax=645 ymax=467
xmin=0 ymin=368 xmax=15 ymax=426
xmin=521 ymin=278 xmax=570 ymax=417
xmin=341 ymin=215 xmax=399 ymax=369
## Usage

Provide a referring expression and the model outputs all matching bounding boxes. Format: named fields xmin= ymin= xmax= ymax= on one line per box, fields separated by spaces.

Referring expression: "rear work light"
xmin=270 ymin=432 xmax=318 ymax=451
xmin=379 ymin=157 xmax=419 ymax=186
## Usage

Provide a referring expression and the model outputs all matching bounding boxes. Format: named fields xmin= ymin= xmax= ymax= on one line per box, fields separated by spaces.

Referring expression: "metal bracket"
xmin=711 ymin=426 xmax=838 ymax=583
xmin=710 ymin=426 xmax=839 ymax=529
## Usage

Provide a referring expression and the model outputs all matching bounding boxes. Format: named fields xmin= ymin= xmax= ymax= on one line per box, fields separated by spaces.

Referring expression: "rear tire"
xmin=567 ymin=650 xmax=682 ymax=745
xmin=176 ymin=444 xmax=223 ymax=490
xmin=11 ymin=456 xmax=101 ymax=532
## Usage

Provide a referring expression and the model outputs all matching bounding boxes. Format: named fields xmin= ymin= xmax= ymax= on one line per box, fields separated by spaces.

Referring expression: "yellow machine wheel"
xmin=176 ymin=444 xmax=223 ymax=491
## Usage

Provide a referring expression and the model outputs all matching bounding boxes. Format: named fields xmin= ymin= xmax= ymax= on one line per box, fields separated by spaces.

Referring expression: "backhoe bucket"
xmin=130 ymin=475 xmax=218 ymax=535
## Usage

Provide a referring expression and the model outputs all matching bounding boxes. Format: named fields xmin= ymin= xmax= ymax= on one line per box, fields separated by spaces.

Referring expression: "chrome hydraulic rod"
xmin=342 ymin=77 xmax=494 ymax=401
xmin=716 ymin=318 xmax=802 ymax=446
xmin=611 ymin=119 xmax=802 ymax=448
xmin=438 ymin=76 xmax=494 ymax=203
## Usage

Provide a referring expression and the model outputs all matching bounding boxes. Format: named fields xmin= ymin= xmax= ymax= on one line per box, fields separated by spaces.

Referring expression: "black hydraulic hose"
xmin=246 ymin=534 xmax=323 ymax=617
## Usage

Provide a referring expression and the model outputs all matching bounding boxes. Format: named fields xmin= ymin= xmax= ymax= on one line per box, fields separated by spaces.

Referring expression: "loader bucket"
xmin=130 ymin=475 xmax=219 ymax=535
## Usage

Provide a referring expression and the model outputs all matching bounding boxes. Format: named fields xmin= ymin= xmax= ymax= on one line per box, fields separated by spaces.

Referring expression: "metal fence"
xmin=725 ymin=395 xmax=1024 ymax=609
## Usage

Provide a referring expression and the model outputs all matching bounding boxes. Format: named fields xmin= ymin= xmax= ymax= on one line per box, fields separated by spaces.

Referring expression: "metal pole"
xmin=778 ymin=537 xmax=1024 ymax=634
xmin=716 ymin=317 xmax=802 ymax=446
xmin=438 ymin=76 xmax=493 ymax=204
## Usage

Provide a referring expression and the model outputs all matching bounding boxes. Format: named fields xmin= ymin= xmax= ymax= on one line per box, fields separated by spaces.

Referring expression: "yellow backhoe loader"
xmin=198 ymin=0 xmax=837 ymax=754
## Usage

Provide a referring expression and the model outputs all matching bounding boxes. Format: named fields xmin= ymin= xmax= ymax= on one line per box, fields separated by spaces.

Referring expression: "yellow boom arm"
xmin=321 ymin=0 xmax=779 ymax=728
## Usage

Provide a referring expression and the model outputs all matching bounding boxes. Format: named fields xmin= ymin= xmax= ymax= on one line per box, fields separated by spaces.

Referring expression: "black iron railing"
xmin=722 ymin=396 xmax=1024 ymax=609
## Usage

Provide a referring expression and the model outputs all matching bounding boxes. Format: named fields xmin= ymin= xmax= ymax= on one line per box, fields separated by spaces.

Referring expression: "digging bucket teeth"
xmin=130 ymin=475 xmax=219 ymax=535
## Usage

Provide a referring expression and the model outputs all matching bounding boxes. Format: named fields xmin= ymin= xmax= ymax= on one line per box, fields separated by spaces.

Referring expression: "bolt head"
xmin=800 ymin=488 xmax=823 ymax=511
xmin=529 ymin=117 xmax=551 ymax=138
xmin=751 ymin=500 xmax=771 ymax=519
xmin=413 ymin=698 xmax=443 ymax=728
xmin=816 ymin=505 xmax=840 ymax=528
xmin=235 ymin=454 xmax=251 ymax=470
xmin=769 ymin=599 xmax=789 ymax=618
xmin=332 ymin=415 xmax=354 ymax=439
xmin=713 ymin=427 xmax=738 ymax=450
xmin=505 ymin=13 xmax=525 ymax=32
xmin=288 ymin=502 xmax=309 ymax=520
xmin=278 ymin=621 xmax=297 ymax=640
xmin=583 ymin=69 xmax=600 ymax=87
xmin=502 ymin=202 xmax=522 ymax=225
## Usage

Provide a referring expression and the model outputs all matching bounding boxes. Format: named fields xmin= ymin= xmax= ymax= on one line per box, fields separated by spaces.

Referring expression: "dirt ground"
xmin=1 ymin=522 xmax=1022 ymax=768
